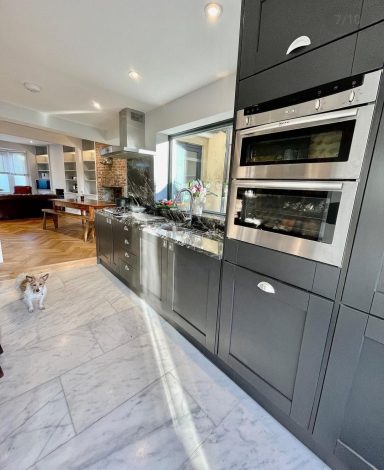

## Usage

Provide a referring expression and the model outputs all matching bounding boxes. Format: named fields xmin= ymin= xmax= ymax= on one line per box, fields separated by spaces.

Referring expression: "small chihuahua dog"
xmin=16 ymin=273 xmax=49 ymax=312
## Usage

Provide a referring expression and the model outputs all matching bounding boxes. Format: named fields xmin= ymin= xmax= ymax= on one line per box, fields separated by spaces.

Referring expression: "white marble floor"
xmin=0 ymin=265 xmax=329 ymax=470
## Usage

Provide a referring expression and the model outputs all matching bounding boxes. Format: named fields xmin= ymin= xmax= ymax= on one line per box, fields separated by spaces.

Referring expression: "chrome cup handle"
xmin=257 ymin=281 xmax=276 ymax=294
xmin=286 ymin=36 xmax=311 ymax=55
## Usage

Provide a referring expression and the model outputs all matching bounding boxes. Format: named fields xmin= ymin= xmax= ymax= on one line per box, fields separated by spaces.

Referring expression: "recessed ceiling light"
xmin=23 ymin=82 xmax=42 ymax=93
xmin=29 ymin=140 xmax=33 ymax=144
xmin=128 ymin=71 xmax=141 ymax=81
xmin=92 ymin=100 xmax=101 ymax=110
xmin=205 ymin=3 xmax=223 ymax=20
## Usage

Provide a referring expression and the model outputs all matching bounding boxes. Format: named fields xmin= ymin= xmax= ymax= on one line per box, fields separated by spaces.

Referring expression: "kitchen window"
xmin=170 ymin=122 xmax=233 ymax=214
xmin=0 ymin=150 xmax=30 ymax=194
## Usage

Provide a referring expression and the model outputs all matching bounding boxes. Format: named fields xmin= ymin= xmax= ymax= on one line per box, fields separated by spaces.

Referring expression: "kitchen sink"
xmin=159 ymin=224 xmax=186 ymax=232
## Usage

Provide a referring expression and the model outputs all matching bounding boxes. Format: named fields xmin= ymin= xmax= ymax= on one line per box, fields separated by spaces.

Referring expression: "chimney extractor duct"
xmin=100 ymin=108 xmax=155 ymax=159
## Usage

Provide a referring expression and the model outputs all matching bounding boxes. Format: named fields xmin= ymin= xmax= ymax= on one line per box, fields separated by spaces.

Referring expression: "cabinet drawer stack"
xmin=115 ymin=223 xmax=141 ymax=292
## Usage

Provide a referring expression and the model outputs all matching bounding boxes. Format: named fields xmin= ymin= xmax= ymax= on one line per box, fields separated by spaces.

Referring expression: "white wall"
xmin=144 ymin=73 xmax=236 ymax=200
xmin=48 ymin=144 xmax=65 ymax=192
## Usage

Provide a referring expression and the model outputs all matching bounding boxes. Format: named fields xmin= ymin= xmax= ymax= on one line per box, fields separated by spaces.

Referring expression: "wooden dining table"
xmin=49 ymin=198 xmax=116 ymax=240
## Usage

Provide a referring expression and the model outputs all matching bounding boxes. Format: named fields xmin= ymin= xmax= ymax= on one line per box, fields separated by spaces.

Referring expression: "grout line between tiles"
xmin=0 ymin=381 xmax=63 ymax=446
xmin=32 ymin=373 xmax=171 ymax=467
xmin=58 ymin=376 xmax=77 ymax=435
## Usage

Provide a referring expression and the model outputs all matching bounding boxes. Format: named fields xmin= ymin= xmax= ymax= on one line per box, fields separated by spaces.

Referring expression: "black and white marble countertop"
xmin=98 ymin=210 xmax=224 ymax=260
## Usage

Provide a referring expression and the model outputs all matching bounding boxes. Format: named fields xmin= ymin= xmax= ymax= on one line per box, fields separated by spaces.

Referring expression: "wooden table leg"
xmin=43 ymin=212 xmax=47 ymax=229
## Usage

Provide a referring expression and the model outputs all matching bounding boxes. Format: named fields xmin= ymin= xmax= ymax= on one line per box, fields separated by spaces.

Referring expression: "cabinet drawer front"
xmin=360 ymin=0 xmax=384 ymax=27
xmin=353 ymin=21 xmax=384 ymax=75
xmin=238 ymin=34 xmax=357 ymax=109
xmin=240 ymin=0 xmax=362 ymax=78
xmin=116 ymin=224 xmax=140 ymax=255
xmin=119 ymin=261 xmax=140 ymax=291
xmin=229 ymin=267 xmax=309 ymax=400
xmin=119 ymin=252 xmax=138 ymax=269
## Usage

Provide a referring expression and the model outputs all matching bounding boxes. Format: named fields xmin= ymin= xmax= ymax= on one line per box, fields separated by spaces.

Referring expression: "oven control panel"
xmin=237 ymin=70 xmax=382 ymax=130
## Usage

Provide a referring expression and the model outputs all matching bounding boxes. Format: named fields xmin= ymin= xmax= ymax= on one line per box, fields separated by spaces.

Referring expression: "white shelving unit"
xmin=64 ymin=149 xmax=78 ymax=195
xmin=35 ymin=147 xmax=51 ymax=192
xmin=82 ymin=145 xmax=97 ymax=198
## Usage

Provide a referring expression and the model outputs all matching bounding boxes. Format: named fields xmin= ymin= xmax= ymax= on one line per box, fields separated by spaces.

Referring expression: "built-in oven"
xmin=233 ymin=70 xmax=381 ymax=180
xmin=227 ymin=180 xmax=358 ymax=267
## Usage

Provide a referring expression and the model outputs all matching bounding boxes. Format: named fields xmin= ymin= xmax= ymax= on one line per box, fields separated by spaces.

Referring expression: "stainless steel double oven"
xmin=227 ymin=70 xmax=382 ymax=266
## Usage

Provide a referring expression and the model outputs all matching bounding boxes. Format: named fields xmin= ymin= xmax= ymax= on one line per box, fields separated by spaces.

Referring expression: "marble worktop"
xmin=98 ymin=210 xmax=224 ymax=260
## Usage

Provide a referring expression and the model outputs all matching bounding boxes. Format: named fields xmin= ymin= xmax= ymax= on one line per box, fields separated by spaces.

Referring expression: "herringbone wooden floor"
xmin=0 ymin=218 xmax=96 ymax=280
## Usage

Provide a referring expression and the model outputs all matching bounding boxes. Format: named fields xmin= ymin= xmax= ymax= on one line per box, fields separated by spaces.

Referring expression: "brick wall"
xmin=95 ymin=142 xmax=127 ymax=199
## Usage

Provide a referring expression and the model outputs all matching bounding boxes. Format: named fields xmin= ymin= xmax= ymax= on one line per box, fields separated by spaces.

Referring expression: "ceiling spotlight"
xmin=205 ymin=3 xmax=223 ymax=20
xmin=23 ymin=82 xmax=42 ymax=93
xmin=128 ymin=70 xmax=141 ymax=81
xmin=29 ymin=140 xmax=33 ymax=144
xmin=92 ymin=100 xmax=101 ymax=110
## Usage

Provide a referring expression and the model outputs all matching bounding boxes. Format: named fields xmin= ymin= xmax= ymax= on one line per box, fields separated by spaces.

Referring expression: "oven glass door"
xmin=240 ymin=121 xmax=354 ymax=166
xmin=235 ymin=187 xmax=340 ymax=243
xmin=233 ymin=106 xmax=374 ymax=180
xmin=227 ymin=181 xmax=358 ymax=266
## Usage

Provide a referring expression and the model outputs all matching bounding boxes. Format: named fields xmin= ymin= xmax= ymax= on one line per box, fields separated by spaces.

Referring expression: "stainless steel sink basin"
xmin=159 ymin=224 xmax=185 ymax=232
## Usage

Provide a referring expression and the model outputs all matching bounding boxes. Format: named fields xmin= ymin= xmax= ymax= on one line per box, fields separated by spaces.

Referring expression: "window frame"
xmin=0 ymin=149 xmax=30 ymax=194
xmin=168 ymin=120 xmax=233 ymax=215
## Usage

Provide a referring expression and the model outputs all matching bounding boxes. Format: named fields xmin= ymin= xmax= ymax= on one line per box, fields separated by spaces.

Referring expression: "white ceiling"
xmin=0 ymin=0 xmax=241 ymax=132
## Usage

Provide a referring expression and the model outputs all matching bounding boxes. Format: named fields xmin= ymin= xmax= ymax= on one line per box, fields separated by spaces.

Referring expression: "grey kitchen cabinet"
xmin=237 ymin=34 xmax=357 ymax=109
xmin=141 ymin=231 xmax=168 ymax=310
xmin=165 ymin=243 xmax=221 ymax=353
xmin=219 ymin=262 xmax=333 ymax=428
xmin=95 ymin=213 xmax=113 ymax=266
xmin=314 ymin=306 xmax=384 ymax=469
xmin=352 ymin=21 xmax=384 ymax=75
xmin=360 ymin=0 xmax=384 ymax=27
xmin=239 ymin=0 xmax=362 ymax=80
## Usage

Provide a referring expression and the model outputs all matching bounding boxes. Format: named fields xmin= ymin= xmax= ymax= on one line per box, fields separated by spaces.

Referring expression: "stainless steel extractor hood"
xmin=100 ymin=108 xmax=155 ymax=159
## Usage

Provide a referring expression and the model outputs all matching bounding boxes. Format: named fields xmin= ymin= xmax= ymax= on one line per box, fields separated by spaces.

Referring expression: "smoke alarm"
xmin=23 ymin=82 xmax=42 ymax=93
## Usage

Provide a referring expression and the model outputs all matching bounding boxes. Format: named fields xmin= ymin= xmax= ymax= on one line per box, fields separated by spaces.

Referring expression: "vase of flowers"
xmin=188 ymin=179 xmax=208 ymax=216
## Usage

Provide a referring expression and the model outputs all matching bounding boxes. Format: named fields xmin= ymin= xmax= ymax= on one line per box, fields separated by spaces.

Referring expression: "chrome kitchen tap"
xmin=175 ymin=188 xmax=193 ymax=225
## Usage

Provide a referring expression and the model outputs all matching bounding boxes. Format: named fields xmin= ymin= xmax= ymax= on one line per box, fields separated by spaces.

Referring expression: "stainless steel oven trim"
xmin=236 ymin=70 xmax=381 ymax=130
xmin=232 ymin=104 xmax=375 ymax=180
xmin=227 ymin=180 xmax=358 ymax=267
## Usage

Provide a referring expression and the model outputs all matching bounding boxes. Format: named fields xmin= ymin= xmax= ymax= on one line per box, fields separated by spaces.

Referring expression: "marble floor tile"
xmin=0 ymin=326 xmax=103 ymax=405
xmin=33 ymin=373 xmax=214 ymax=470
xmin=0 ymin=284 xmax=116 ymax=354
xmin=56 ymin=265 xmax=100 ymax=283
xmin=0 ymin=379 xmax=75 ymax=470
xmin=88 ymin=306 xmax=151 ymax=352
xmin=170 ymin=354 xmax=249 ymax=426
xmin=61 ymin=323 xmax=198 ymax=433
xmin=182 ymin=397 xmax=330 ymax=470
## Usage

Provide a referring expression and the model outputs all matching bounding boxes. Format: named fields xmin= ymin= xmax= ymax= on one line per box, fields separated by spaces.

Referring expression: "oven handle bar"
xmin=233 ymin=181 xmax=344 ymax=191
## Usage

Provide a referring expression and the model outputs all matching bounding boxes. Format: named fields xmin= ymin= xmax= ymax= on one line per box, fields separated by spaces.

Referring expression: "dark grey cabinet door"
xmin=352 ymin=21 xmax=384 ymax=75
xmin=166 ymin=244 xmax=220 ymax=352
xmin=314 ymin=306 xmax=384 ymax=470
xmin=95 ymin=214 xmax=113 ymax=266
xmin=239 ymin=0 xmax=362 ymax=79
xmin=237 ymin=34 xmax=357 ymax=109
xmin=219 ymin=262 xmax=332 ymax=427
xmin=360 ymin=0 xmax=384 ymax=27
xmin=141 ymin=231 xmax=167 ymax=305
